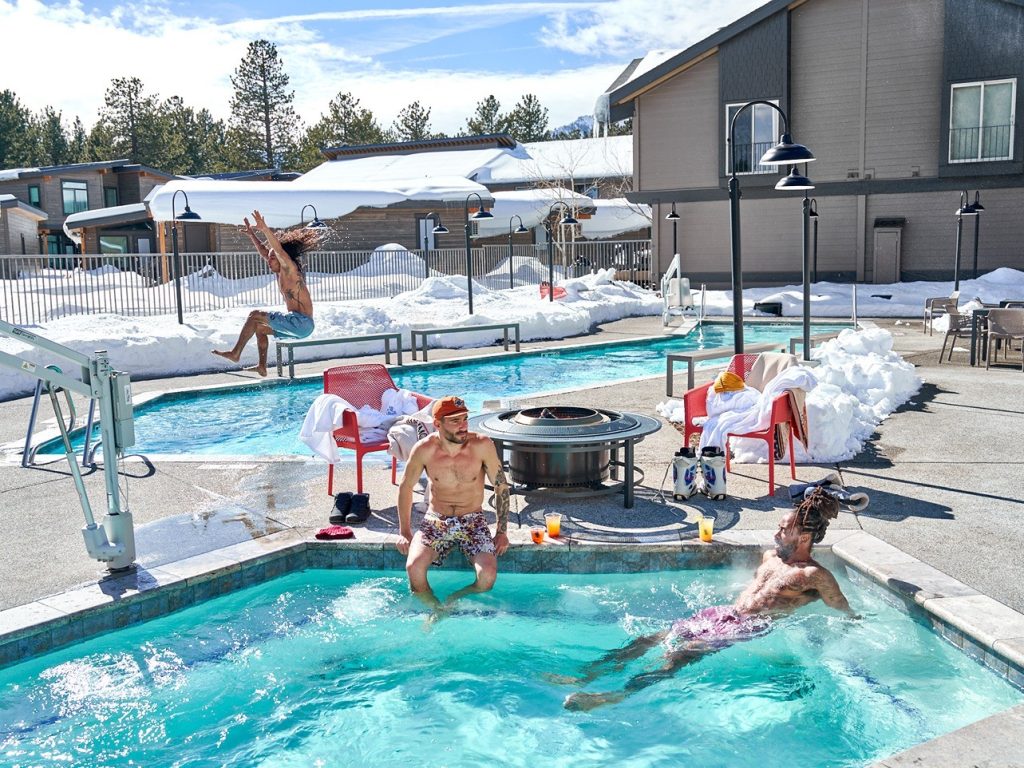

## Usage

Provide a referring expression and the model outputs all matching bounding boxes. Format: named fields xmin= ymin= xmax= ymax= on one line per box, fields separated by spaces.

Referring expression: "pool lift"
xmin=661 ymin=253 xmax=705 ymax=332
xmin=0 ymin=319 xmax=136 ymax=572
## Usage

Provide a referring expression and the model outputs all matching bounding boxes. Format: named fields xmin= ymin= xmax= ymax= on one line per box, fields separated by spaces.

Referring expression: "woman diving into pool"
xmin=561 ymin=489 xmax=857 ymax=711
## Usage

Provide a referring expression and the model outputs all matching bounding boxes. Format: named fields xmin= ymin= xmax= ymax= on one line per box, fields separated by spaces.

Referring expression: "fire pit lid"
xmin=470 ymin=407 xmax=661 ymax=444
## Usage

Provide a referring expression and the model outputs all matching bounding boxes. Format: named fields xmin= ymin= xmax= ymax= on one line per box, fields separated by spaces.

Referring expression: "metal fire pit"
xmin=470 ymin=406 xmax=661 ymax=508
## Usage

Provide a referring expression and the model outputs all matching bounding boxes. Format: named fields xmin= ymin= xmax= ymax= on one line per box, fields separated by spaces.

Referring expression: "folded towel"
xmin=315 ymin=525 xmax=355 ymax=540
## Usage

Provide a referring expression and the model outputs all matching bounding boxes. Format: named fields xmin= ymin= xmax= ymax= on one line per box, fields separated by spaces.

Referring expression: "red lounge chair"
xmin=323 ymin=364 xmax=432 ymax=496
xmin=681 ymin=353 xmax=800 ymax=496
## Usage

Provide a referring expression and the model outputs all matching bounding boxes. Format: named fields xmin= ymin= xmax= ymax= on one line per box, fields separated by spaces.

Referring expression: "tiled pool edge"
xmin=3 ymin=528 xmax=1024 ymax=691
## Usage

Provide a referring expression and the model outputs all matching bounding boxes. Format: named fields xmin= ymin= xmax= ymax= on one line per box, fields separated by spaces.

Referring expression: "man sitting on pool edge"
xmin=561 ymin=489 xmax=857 ymax=711
xmin=396 ymin=396 xmax=510 ymax=614
xmin=213 ymin=209 xmax=320 ymax=376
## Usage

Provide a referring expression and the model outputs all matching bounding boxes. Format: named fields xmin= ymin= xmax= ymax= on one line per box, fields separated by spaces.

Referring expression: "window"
xmin=104 ymin=187 xmax=119 ymax=207
xmin=27 ymin=185 xmax=41 ymax=208
xmin=726 ymin=101 xmax=780 ymax=174
xmin=62 ymin=180 xmax=89 ymax=214
xmin=574 ymin=183 xmax=600 ymax=199
xmin=100 ymin=236 xmax=129 ymax=254
xmin=949 ymin=79 xmax=1016 ymax=162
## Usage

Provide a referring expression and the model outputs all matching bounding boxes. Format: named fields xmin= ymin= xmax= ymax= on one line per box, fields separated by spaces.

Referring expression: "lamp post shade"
xmin=759 ymin=133 xmax=816 ymax=166
xmin=775 ymin=166 xmax=815 ymax=191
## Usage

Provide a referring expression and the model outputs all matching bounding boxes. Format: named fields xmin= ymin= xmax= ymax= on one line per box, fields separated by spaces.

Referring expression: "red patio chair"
xmin=681 ymin=353 xmax=800 ymax=496
xmin=323 ymin=363 xmax=432 ymax=496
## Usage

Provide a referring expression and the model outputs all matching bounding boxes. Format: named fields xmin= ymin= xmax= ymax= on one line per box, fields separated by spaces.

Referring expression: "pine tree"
xmin=68 ymin=117 xmax=88 ymax=163
xmin=505 ymin=94 xmax=549 ymax=142
xmin=297 ymin=91 xmax=384 ymax=170
xmin=159 ymin=96 xmax=228 ymax=175
xmin=228 ymin=39 xmax=299 ymax=169
xmin=465 ymin=95 xmax=507 ymax=135
xmin=391 ymin=101 xmax=435 ymax=142
xmin=30 ymin=107 xmax=72 ymax=166
xmin=0 ymin=90 xmax=34 ymax=168
xmin=99 ymin=76 xmax=164 ymax=163
xmin=84 ymin=121 xmax=117 ymax=162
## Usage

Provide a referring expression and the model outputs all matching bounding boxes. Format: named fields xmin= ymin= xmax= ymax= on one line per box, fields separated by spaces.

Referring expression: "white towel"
xmin=699 ymin=367 xmax=818 ymax=452
xmin=299 ymin=394 xmax=394 ymax=464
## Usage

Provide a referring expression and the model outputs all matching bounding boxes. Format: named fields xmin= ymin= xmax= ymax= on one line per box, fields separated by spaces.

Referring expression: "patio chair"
xmin=681 ymin=353 xmax=803 ymax=496
xmin=985 ymin=309 xmax=1024 ymax=371
xmin=938 ymin=304 xmax=973 ymax=363
xmin=923 ymin=290 xmax=959 ymax=335
xmin=323 ymin=364 xmax=432 ymax=496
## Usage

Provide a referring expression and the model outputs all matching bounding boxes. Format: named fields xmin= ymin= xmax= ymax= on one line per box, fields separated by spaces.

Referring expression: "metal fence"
xmin=0 ymin=240 xmax=652 ymax=325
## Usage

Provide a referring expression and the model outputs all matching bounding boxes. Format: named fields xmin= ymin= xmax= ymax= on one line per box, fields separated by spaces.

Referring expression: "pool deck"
xmin=0 ymin=315 xmax=1022 ymax=765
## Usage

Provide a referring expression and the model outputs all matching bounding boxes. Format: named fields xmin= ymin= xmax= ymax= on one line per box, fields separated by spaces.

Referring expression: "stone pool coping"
xmin=2 ymin=527 xmax=1023 ymax=764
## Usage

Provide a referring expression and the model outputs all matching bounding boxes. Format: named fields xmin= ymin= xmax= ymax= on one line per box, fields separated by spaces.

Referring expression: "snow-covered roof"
xmin=481 ymin=136 xmax=633 ymax=184
xmin=146 ymin=178 xmax=493 ymax=227
xmin=296 ymin=148 xmax=511 ymax=187
xmin=0 ymin=168 xmax=39 ymax=182
xmin=0 ymin=193 xmax=47 ymax=219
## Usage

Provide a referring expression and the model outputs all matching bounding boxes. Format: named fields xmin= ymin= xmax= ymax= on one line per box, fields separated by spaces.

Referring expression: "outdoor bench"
xmin=275 ymin=332 xmax=402 ymax=378
xmin=788 ymin=331 xmax=843 ymax=355
xmin=411 ymin=322 xmax=521 ymax=362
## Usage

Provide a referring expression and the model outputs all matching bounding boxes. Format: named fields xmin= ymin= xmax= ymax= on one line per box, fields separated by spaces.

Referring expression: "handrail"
xmin=788 ymin=331 xmax=842 ymax=355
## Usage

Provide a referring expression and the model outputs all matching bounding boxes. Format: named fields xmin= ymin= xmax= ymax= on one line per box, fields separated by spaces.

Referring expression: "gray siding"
xmin=636 ymin=54 xmax=720 ymax=191
xmin=863 ymin=0 xmax=945 ymax=179
xmin=941 ymin=0 xmax=1024 ymax=176
xmin=868 ymin=188 xmax=1024 ymax=280
xmin=790 ymin=0 xmax=865 ymax=181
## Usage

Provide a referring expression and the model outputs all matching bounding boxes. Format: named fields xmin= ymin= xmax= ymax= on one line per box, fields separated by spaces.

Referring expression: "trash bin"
xmin=753 ymin=301 xmax=783 ymax=316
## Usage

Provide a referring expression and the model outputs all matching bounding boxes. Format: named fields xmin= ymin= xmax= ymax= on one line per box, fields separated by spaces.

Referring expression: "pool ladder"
xmin=22 ymin=366 xmax=103 ymax=468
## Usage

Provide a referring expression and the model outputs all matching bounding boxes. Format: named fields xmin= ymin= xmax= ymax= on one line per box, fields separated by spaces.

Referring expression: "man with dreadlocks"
xmin=562 ymin=488 xmax=855 ymax=711
xmin=213 ymin=209 xmax=319 ymax=376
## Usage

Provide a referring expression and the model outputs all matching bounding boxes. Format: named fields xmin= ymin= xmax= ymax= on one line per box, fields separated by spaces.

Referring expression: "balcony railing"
xmin=949 ymin=124 xmax=1013 ymax=163
xmin=729 ymin=139 xmax=776 ymax=174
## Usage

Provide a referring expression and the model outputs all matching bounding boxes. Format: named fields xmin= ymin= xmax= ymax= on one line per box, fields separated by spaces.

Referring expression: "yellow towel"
xmin=713 ymin=371 xmax=744 ymax=393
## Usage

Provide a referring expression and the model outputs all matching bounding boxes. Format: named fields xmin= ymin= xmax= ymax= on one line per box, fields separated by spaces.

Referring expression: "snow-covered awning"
xmin=146 ymin=177 xmax=494 ymax=228
xmin=579 ymin=198 xmax=651 ymax=239
xmin=472 ymin=188 xmax=596 ymax=237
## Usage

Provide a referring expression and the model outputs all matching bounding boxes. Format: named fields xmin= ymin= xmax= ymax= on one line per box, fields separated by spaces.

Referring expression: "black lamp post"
xmin=775 ymin=166 xmax=816 ymax=360
xmin=422 ymin=212 xmax=448 ymax=279
xmin=507 ymin=214 xmax=528 ymax=290
xmin=463 ymin=192 xmax=492 ymax=314
xmin=727 ymin=100 xmax=815 ymax=354
xmin=970 ymin=191 xmax=984 ymax=279
xmin=544 ymin=202 xmax=578 ymax=302
xmin=808 ymin=198 xmax=819 ymax=283
xmin=953 ymin=190 xmax=978 ymax=291
xmin=666 ymin=202 xmax=680 ymax=258
xmin=300 ymin=204 xmax=328 ymax=229
xmin=171 ymin=189 xmax=201 ymax=325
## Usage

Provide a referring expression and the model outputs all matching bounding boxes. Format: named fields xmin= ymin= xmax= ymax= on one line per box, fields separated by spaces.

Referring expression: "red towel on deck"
xmin=315 ymin=525 xmax=354 ymax=540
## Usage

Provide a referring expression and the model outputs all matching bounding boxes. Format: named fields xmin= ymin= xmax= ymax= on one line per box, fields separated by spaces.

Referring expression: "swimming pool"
xmin=47 ymin=321 xmax=848 ymax=457
xmin=0 ymin=563 xmax=1018 ymax=767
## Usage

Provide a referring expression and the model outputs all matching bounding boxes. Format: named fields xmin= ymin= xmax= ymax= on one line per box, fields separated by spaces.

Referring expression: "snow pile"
xmin=656 ymin=327 xmax=921 ymax=464
xmin=0 ymin=270 xmax=662 ymax=401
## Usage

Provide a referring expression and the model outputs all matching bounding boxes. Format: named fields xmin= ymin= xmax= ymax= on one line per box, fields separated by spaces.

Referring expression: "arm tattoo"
xmin=494 ymin=468 xmax=510 ymax=534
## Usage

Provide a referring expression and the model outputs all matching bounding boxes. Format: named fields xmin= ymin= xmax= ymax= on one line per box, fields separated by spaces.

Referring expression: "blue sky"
xmin=1 ymin=0 xmax=763 ymax=134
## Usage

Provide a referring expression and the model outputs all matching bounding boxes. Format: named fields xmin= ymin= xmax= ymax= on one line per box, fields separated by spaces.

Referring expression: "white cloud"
xmin=0 ymin=0 xmax=759 ymax=143
xmin=542 ymin=0 xmax=766 ymax=58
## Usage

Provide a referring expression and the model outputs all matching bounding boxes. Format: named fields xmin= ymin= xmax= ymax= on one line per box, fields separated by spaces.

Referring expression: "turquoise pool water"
xmin=50 ymin=322 xmax=846 ymax=456
xmin=0 ymin=565 xmax=1018 ymax=767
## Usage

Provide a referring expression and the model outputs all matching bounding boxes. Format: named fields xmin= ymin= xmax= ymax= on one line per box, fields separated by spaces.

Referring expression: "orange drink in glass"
xmin=530 ymin=526 xmax=545 ymax=544
xmin=544 ymin=513 xmax=562 ymax=537
xmin=698 ymin=516 xmax=714 ymax=542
